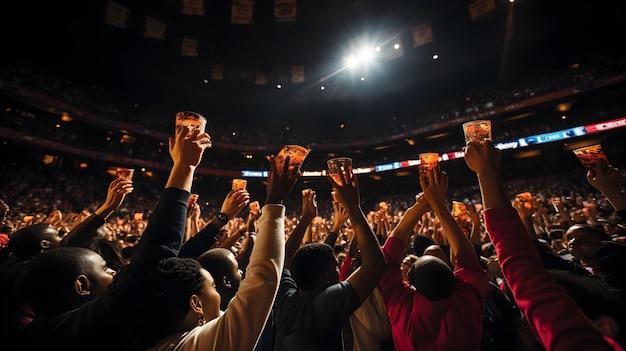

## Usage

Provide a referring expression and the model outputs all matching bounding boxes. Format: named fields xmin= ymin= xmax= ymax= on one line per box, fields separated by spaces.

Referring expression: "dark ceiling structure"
xmin=1 ymin=0 xmax=624 ymax=121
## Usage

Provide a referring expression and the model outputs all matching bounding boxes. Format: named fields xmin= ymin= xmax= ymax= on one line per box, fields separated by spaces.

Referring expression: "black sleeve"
xmin=178 ymin=222 xmax=221 ymax=258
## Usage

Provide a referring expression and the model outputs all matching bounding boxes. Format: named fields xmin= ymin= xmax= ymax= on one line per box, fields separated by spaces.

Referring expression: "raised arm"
xmin=420 ymin=168 xmax=477 ymax=263
xmin=324 ymin=199 xmax=349 ymax=247
xmin=464 ymin=141 xmax=612 ymax=351
xmin=329 ymin=168 xmax=387 ymax=303
xmin=203 ymin=153 xmax=295 ymax=351
xmin=388 ymin=193 xmax=429 ymax=244
xmin=284 ymin=188 xmax=317 ymax=269
xmin=587 ymin=159 xmax=626 ymax=213
xmin=61 ymin=177 xmax=133 ymax=247
xmin=179 ymin=189 xmax=250 ymax=258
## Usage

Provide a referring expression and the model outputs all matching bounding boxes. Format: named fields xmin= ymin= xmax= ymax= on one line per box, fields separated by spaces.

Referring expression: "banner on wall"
xmin=468 ymin=0 xmax=496 ymax=22
xmin=181 ymin=37 xmax=199 ymax=57
xmin=211 ymin=64 xmax=225 ymax=80
xmin=143 ymin=16 xmax=167 ymax=39
xmin=181 ymin=0 xmax=205 ymax=15
xmin=291 ymin=66 xmax=305 ymax=83
xmin=231 ymin=0 xmax=255 ymax=25
xmin=104 ymin=1 xmax=130 ymax=29
xmin=411 ymin=21 xmax=434 ymax=48
xmin=274 ymin=0 xmax=297 ymax=23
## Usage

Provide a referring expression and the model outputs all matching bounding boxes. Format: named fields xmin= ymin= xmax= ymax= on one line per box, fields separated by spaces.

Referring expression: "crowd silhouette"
xmin=0 ymin=53 xmax=625 ymax=350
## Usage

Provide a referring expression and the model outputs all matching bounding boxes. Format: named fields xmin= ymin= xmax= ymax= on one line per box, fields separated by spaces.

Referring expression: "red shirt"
xmin=379 ymin=237 xmax=489 ymax=351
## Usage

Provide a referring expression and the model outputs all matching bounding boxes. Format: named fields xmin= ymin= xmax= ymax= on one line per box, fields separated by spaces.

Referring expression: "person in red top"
xmin=378 ymin=166 xmax=489 ymax=351
xmin=464 ymin=140 xmax=624 ymax=351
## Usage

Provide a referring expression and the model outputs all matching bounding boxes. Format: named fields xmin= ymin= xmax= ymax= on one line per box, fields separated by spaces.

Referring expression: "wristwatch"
xmin=214 ymin=212 xmax=229 ymax=224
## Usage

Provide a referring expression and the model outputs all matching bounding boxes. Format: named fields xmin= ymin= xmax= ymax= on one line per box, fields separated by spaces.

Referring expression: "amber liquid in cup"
xmin=188 ymin=193 xmax=199 ymax=207
xmin=232 ymin=179 xmax=247 ymax=191
xmin=175 ymin=111 xmax=207 ymax=135
xmin=572 ymin=144 xmax=609 ymax=172
xmin=418 ymin=153 xmax=439 ymax=180
xmin=116 ymin=167 xmax=135 ymax=181
xmin=462 ymin=120 xmax=492 ymax=144
xmin=275 ymin=144 xmax=311 ymax=175
xmin=327 ymin=157 xmax=353 ymax=185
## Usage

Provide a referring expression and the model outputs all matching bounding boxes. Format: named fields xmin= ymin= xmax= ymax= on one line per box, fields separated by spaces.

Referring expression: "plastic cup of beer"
xmin=572 ymin=144 xmax=609 ymax=172
xmin=462 ymin=120 xmax=492 ymax=145
xmin=452 ymin=201 xmax=468 ymax=218
xmin=327 ymin=157 xmax=353 ymax=185
xmin=188 ymin=193 xmax=199 ymax=207
xmin=418 ymin=153 xmax=440 ymax=180
xmin=116 ymin=167 xmax=135 ymax=181
xmin=175 ymin=111 xmax=207 ymax=136
xmin=232 ymin=178 xmax=247 ymax=191
xmin=249 ymin=200 xmax=260 ymax=214
xmin=275 ymin=144 xmax=311 ymax=175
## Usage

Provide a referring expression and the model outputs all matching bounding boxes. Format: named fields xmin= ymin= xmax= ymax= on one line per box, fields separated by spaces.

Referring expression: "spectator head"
xmin=423 ymin=244 xmax=451 ymax=268
xmin=129 ymin=257 xmax=220 ymax=349
xmin=196 ymin=248 xmax=243 ymax=311
xmin=7 ymin=223 xmax=62 ymax=259
xmin=566 ymin=224 xmax=611 ymax=262
xmin=413 ymin=234 xmax=435 ymax=256
xmin=291 ymin=242 xmax=338 ymax=292
xmin=401 ymin=254 xmax=419 ymax=282
xmin=408 ymin=255 xmax=455 ymax=302
xmin=14 ymin=246 xmax=116 ymax=317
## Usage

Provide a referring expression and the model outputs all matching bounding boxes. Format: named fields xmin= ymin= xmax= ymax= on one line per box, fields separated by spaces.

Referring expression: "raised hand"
xmin=301 ymin=189 xmax=318 ymax=220
xmin=96 ymin=177 xmax=134 ymax=220
xmin=168 ymin=126 xmax=212 ymax=168
xmin=265 ymin=155 xmax=300 ymax=204
xmin=327 ymin=165 xmax=360 ymax=210
xmin=220 ymin=189 xmax=251 ymax=220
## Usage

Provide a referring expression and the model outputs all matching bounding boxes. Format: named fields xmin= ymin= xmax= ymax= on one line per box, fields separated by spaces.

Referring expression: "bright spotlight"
xmin=344 ymin=55 xmax=358 ymax=67
xmin=276 ymin=84 xmax=282 ymax=89
xmin=375 ymin=46 xmax=381 ymax=52
xmin=320 ymin=86 xmax=325 ymax=90
xmin=393 ymin=43 xmax=400 ymax=50
xmin=432 ymin=54 xmax=439 ymax=60
xmin=358 ymin=48 xmax=374 ymax=62
xmin=360 ymin=77 xmax=365 ymax=81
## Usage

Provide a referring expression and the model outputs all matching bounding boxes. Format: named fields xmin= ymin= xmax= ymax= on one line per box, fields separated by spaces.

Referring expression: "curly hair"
xmin=129 ymin=257 xmax=206 ymax=349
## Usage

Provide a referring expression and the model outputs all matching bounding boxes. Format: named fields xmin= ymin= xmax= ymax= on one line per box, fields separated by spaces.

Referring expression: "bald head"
xmin=409 ymin=255 xmax=455 ymax=301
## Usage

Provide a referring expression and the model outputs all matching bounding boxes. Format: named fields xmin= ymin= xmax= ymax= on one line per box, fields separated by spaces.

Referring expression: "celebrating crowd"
xmin=1 ymin=115 xmax=625 ymax=351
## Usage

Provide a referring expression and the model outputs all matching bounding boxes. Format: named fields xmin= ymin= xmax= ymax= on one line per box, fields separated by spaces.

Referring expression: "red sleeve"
xmin=483 ymin=206 xmax=613 ymax=351
xmin=339 ymin=251 xmax=354 ymax=281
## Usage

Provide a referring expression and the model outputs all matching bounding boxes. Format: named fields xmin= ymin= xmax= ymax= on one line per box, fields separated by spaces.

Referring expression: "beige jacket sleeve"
xmin=177 ymin=204 xmax=285 ymax=351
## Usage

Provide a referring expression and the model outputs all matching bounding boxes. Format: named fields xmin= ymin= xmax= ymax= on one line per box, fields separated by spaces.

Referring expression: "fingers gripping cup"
xmin=418 ymin=153 xmax=440 ymax=181
xmin=232 ymin=178 xmax=247 ymax=191
xmin=275 ymin=145 xmax=311 ymax=175
xmin=462 ymin=120 xmax=492 ymax=145
xmin=572 ymin=144 xmax=609 ymax=172
xmin=188 ymin=193 xmax=199 ymax=207
xmin=175 ymin=111 xmax=207 ymax=135
xmin=327 ymin=157 xmax=353 ymax=185
xmin=116 ymin=167 xmax=135 ymax=181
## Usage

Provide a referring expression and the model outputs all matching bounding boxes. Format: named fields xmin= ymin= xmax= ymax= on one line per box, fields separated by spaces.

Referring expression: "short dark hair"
xmin=8 ymin=223 xmax=58 ymax=258
xmin=129 ymin=257 xmax=205 ymax=349
xmin=197 ymin=248 xmax=240 ymax=310
xmin=291 ymin=242 xmax=336 ymax=292
xmin=14 ymin=246 xmax=98 ymax=315
xmin=566 ymin=224 xmax=611 ymax=241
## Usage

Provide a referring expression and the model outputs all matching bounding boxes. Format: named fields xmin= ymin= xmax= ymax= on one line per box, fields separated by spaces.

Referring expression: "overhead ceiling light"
xmin=555 ymin=101 xmax=573 ymax=112
xmin=424 ymin=132 xmax=450 ymax=140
